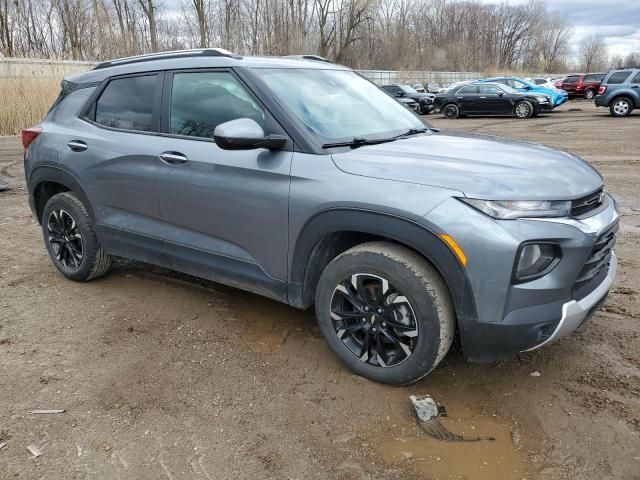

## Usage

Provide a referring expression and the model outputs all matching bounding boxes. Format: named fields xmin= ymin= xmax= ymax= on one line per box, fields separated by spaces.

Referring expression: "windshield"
xmin=254 ymin=69 xmax=425 ymax=141
xmin=399 ymin=84 xmax=418 ymax=94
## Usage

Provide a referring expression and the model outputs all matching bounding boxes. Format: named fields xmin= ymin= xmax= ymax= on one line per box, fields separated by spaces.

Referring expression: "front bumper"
xmin=424 ymin=193 xmax=618 ymax=362
xmin=523 ymin=253 xmax=616 ymax=351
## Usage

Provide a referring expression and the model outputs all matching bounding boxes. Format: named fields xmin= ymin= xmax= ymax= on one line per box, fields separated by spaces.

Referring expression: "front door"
xmin=476 ymin=85 xmax=511 ymax=114
xmin=154 ymin=70 xmax=293 ymax=300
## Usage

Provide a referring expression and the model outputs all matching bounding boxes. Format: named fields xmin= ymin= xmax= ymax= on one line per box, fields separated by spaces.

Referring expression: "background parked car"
xmin=479 ymin=76 xmax=568 ymax=108
xmin=434 ymin=82 xmax=552 ymax=119
xmin=556 ymin=73 xmax=605 ymax=99
xmin=412 ymin=83 xmax=426 ymax=93
xmin=595 ymin=68 xmax=640 ymax=116
xmin=381 ymin=84 xmax=434 ymax=114
xmin=526 ymin=77 xmax=565 ymax=93
xmin=396 ymin=96 xmax=420 ymax=112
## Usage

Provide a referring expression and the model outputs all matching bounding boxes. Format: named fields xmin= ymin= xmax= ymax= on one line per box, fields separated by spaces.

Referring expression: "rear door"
xmin=61 ymin=73 xmax=166 ymax=264
xmin=454 ymin=85 xmax=479 ymax=113
xmin=153 ymin=69 xmax=293 ymax=297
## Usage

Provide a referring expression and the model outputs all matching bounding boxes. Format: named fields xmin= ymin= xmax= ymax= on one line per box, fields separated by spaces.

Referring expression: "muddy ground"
xmin=1 ymin=101 xmax=639 ymax=479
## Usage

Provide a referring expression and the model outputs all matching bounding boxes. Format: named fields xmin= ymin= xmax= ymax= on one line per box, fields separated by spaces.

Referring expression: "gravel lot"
xmin=1 ymin=101 xmax=639 ymax=479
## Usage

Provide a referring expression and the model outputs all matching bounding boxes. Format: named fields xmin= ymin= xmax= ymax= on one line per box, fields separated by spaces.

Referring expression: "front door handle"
xmin=67 ymin=140 xmax=87 ymax=152
xmin=159 ymin=152 xmax=188 ymax=165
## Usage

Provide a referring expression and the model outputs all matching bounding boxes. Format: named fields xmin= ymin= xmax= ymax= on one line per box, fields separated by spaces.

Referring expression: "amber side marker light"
xmin=439 ymin=234 xmax=468 ymax=267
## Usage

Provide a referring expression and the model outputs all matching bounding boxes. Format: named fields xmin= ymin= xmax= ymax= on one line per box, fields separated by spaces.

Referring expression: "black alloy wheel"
xmin=330 ymin=273 xmax=419 ymax=367
xmin=47 ymin=209 xmax=84 ymax=269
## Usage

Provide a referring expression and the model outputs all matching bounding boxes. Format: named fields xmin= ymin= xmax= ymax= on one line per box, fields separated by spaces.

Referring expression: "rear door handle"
xmin=67 ymin=140 xmax=87 ymax=152
xmin=159 ymin=152 xmax=188 ymax=165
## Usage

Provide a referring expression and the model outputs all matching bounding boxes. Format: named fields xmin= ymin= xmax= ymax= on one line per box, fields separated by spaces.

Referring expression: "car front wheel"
xmin=42 ymin=192 xmax=112 ymax=281
xmin=514 ymin=100 xmax=534 ymax=118
xmin=314 ymin=242 xmax=455 ymax=385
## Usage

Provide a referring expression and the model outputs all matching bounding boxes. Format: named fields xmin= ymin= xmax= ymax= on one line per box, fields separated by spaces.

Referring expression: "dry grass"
xmin=0 ymin=76 xmax=60 ymax=136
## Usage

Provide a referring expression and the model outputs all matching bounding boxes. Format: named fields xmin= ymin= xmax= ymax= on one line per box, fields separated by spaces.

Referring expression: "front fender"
xmin=288 ymin=208 xmax=477 ymax=332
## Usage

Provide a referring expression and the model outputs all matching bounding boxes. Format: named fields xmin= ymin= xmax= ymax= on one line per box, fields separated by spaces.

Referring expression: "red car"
xmin=555 ymin=73 xmax=606 ymax=99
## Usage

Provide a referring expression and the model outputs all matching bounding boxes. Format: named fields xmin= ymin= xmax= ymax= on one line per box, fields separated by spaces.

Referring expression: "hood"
xmin=331 ymin=130 xmax=602 ymax=200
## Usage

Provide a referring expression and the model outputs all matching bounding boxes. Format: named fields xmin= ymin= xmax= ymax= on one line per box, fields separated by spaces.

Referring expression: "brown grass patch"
xmin=0 ymin=76 xmax=60 ymax=136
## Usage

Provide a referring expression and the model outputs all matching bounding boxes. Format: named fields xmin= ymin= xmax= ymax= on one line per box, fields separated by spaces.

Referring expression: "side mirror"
xmin=395 ymin=92 xmax=404 ymax=97
xmin=497 ymin=91 xmax=504 ymax=97
xmin=213 ymin=118 xmax=287 ymax=151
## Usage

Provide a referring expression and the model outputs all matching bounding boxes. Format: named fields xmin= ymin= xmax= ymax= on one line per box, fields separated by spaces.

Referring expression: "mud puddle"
xmin=379 ymin=405 xmax=537 ymax=479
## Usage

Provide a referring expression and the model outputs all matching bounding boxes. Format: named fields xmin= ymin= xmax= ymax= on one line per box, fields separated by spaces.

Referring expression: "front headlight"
xmin=459 ymin=198 xmax=571 ymax=219
xmin=535 ymin=95 xmax=550 ymax=103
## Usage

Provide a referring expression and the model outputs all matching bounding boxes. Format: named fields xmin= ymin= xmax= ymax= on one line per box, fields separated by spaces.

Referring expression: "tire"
xmin=584 ymin=89 xmax=596 ymax=100
xmin=442 ymin=103 xmax=460 ymax=119
xmin=314 ymin=242 xmax=455 ymax=385
xmin=42 ymin=192 xmax=112 ymax=281
xmin=514 ymin=100 xmax=534 ymax=119
xmin=609 ymin=96 xmax=634 ymax=117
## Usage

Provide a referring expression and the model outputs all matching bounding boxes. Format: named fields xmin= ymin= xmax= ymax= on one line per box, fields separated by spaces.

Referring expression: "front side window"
xmin=606 ymin=71 xmax=632 ymax=84
xmin=170 ymin=71 xmax=265 ymax=138
xmin=564 ymin=76 xmax=580 ymax=83
xmin=399 ymin=85 xmax=418 ymax=94
xmin=255 ymin=69 xmax=425 ymax=141
xmin=534 ymin=79 xmax=546 ymax=85
xmin=95 ymin=75 xmax=156 ymax=131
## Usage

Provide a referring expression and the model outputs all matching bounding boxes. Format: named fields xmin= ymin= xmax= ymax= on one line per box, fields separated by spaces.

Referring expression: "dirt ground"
xmin=1 ymin=101 xmax=639 ymax=479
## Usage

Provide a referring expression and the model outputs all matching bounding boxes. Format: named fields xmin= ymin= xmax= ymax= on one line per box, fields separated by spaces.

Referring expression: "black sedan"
xmin=433 ymin=83 xmax=553 ymax=119
xmin=381 ymin=84 xmax=435 ymax=114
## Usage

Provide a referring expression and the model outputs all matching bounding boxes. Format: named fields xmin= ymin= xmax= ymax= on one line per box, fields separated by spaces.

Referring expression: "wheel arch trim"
xmin=28 ymin=166 xmax=96 ymax=224
xmin=288 ymin=208 xmax=478 ymax=330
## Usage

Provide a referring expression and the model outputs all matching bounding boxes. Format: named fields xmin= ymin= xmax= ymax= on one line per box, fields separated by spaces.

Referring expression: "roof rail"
xmin=284 ymin=54 xmax=333 ymax=64
xmin=93 ymin=48 xmax=242 ymax=70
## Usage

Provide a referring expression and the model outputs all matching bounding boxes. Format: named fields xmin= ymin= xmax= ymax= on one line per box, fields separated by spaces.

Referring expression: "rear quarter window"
xmin=583 ymin=74 xmax=603 ymax=82
xmin=632 ymin=72 xmax=640 ymax=84
xmin=605 ymin=71 xmax=632 ymax=84
xmin=93 ymin=75 xmax=158 ymax=131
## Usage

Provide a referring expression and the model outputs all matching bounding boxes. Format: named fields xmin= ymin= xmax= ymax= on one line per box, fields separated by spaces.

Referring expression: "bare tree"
xmin=137 ymin=0 xmax=159 ymax=51
xmin=579 ymin=34 xmax=608 ymax=72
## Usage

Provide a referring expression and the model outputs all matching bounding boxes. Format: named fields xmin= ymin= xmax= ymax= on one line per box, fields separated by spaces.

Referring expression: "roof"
xmin=66 ymin=48 xmax=349 ymax=84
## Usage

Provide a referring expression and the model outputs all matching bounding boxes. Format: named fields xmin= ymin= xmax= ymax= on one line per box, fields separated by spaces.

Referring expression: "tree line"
xmin=0 ymin=0 xmax=637 ymax=73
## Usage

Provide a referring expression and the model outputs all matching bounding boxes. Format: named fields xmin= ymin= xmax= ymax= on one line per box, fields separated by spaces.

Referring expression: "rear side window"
xmin=458 ymin=86 xmax=479 ymax=94
xmin=170 ymin=71 xmax=265 ymax=138
xmin=94 ymin=75 xmax=157 ymax=131
xmin=533 ymin=79 xmax=546 ymax=85
xmin=606 ymin=71 xmax=632 ymax=84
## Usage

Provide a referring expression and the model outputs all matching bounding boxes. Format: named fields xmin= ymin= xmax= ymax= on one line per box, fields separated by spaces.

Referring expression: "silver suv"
xmin=23 ymin=49 xmax=618 ymax=384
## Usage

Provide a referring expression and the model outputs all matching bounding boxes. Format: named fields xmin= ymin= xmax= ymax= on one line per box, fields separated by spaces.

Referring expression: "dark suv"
xmin=557 ymin=73 xmax=605 ymax=99
xmin=595 ymin=68 xmax=640 ymax=116
xmin=380 ymin=84 xmax=435 ymax=114
xmin=23 ymin=49 xmax=618 ymax=385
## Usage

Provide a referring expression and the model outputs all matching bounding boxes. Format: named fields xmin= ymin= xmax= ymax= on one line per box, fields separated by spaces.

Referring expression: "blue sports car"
xmin=479 ymin=77 xmax=568 ymax=108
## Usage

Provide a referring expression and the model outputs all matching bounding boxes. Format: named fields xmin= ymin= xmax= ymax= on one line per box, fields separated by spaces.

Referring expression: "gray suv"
xmin=23 ymin=49 xmax=618 ymax=384
xmin=595 ymin=68 xmax=640 ymax=116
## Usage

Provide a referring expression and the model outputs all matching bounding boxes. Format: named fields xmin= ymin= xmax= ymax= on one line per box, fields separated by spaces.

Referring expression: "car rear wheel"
xmin=514 ymin=101 xmax=534 ymax=119
xmin=610 ymin=97 xmax=633 ymax=117
xmin=442 ymin=104 xmax=460 ymax=119
xmin=584 ymin=89 xmax=596 ymax=99
xmin=42 ymin=192 xmax=112 ymax=281
xmin=314 ymin=242 xmax=455 ymax=385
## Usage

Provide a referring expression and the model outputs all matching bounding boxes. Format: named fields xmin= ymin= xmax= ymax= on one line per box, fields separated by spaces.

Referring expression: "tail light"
xmin=598 ymin=85 xmax=607 ymax=95
xmin=22 ymin=127 xmax=43 ymax=149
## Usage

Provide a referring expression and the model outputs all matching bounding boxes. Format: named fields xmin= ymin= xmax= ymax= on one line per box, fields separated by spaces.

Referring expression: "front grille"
xmin=571 ymin=189 xmax=604 ymax=217
xmin=572 ymin=221 xmax=618 ymax=300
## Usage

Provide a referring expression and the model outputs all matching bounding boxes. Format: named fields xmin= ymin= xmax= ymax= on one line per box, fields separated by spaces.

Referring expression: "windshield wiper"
xmin=322 ymin=128 xmax=432 ymax=149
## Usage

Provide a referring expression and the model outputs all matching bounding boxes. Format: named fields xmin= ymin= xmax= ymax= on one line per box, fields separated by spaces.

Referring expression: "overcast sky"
xmin=479 ymin=0 xmax=640 ymax=58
